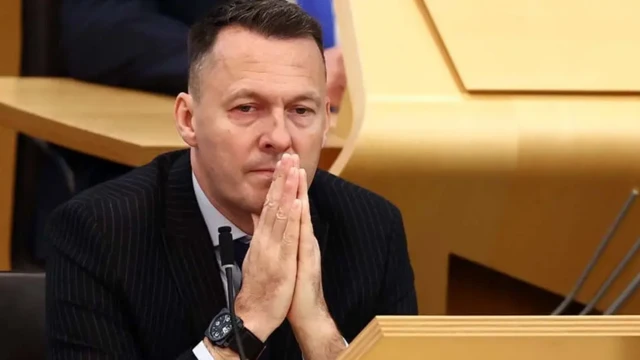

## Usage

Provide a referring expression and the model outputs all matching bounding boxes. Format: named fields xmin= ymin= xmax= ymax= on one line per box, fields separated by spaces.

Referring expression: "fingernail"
xmin=276 ymin=160 xmax=281 ymax=168
xmin=282 ymin=153 xmax=290 ymax=160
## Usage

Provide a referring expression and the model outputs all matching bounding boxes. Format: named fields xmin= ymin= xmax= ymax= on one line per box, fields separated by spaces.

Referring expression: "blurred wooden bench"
xmin=333 ymin=0 xmax=640 ymax=315
xmin=0 ymin=77 xmax=344 ymax=270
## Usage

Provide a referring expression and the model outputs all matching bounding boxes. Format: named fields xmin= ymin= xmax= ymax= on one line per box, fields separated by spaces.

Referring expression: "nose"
xmin=258 ymin=114 xmax=292 ymax=154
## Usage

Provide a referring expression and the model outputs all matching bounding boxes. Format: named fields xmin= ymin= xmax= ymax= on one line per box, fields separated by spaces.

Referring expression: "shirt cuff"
xmin=193 ymin=340 xmax=215 ymax=360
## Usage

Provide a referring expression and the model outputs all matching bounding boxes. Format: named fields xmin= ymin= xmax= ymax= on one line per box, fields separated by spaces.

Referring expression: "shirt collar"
xmin=192 ymin=172 xmax=248 ymax=247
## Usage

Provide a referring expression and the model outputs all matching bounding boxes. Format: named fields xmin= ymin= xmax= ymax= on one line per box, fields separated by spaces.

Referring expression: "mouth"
xmin=249 ymin=168 xmax=275 ymax=179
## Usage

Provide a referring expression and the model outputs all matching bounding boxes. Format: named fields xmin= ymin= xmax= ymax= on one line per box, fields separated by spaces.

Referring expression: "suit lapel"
xmin=162 ymin=152 xmax=226 ymax=339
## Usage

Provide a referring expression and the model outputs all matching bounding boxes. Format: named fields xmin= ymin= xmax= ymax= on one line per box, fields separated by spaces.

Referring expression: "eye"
xmin=291 ymin=107 xmax=313 ymax=116
xmin=236 ymin=105 xmax=256 ymax=113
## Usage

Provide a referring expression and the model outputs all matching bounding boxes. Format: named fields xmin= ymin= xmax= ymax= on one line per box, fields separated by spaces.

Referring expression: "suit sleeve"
xmin=59 ymin=0 xmax=190 ymax=95
xmin=46 ymin=201 xmax=198 ymax=360
xmin=375 ymin=205 xmax=419 ymax=315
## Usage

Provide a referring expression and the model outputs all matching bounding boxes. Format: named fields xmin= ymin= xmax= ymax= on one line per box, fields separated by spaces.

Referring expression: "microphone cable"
xmin=579 ymin=237 xmax=640 ymax=315
xmin=604 ymin=272 xmax=640 ymax=315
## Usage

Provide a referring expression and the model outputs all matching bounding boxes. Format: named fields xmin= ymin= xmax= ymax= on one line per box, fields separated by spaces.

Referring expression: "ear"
xmin=322 ymin=97 xmax=331 ymax=148
xmin=174 ymin=92 xmax=197 ymax=147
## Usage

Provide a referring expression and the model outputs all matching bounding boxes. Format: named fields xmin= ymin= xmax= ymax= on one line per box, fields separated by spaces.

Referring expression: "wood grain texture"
xmin=339 ymin=316 xmax=640 ymax=360
xmin=333 ymin=0 xmax=640 ymax=316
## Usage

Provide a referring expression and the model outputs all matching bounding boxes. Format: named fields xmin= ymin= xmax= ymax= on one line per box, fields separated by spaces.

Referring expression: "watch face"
xmin=209 ymin=312 xmax=233 ymax=342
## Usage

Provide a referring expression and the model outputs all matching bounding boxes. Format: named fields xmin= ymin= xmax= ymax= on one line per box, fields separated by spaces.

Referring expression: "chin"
xmin=239 ymin=185 xmax=269 ymax=215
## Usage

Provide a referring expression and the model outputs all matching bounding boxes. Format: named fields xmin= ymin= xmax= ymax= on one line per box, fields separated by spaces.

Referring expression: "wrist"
xmin=291 ymin=311 xmax=346 ymax=359
xmin=235 ymin=300 xmax=278 ymax=342
xmin=291 ymin=309 xmax=338 ymax=339
xmin=203 ymin=338 xmax=239 ymax=360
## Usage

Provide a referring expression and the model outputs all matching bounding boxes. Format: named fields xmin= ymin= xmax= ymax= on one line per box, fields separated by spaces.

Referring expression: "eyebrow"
xmin=223 ymin=88 xmax=266 ymax=104
xmin=224 ymin=88 xmax=323 ymax=107
xmin=290 ymin=91 xmax=323 ymax=107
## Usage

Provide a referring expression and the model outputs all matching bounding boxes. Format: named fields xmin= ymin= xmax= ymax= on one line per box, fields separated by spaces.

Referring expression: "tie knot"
xmin=233 ymin=237 xmax=250 ymax=269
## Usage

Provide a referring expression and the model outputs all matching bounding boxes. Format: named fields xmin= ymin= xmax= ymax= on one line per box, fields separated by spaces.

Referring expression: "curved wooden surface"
xmin=0 ymin=78 xmax=181 ymax=166
xmin=332 ymin=0 xmax=640 ymax=315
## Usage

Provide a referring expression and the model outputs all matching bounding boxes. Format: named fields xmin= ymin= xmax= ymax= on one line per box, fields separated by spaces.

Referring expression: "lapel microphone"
xmin=218 ymin=226 xmax=247 ymax=360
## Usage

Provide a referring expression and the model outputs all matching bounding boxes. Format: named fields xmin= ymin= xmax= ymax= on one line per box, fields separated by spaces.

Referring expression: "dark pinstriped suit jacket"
xmin=45 ymin=150 xmax=418 ymax=359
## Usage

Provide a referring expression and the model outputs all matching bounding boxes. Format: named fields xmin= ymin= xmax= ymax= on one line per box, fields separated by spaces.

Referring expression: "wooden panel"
xmin=0 ymin=78 xmax=187 ymax=166
xmin=447 ymin=255 xmax=596 ymax=316
xmin=0 ymin=0 xmax=21 ymax=75
xmin=424 ymin=0 xmax=640 ymax=92
xmin=333 ymin=0 xmax=640 ymax=317
xmin=0 ymin=125 xmax=17 ymax=270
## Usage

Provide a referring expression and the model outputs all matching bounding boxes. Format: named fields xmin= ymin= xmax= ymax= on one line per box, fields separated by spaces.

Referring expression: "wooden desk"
xmin=339 ymin=316 xmax=640 ymax=360
xmin=0 ymin=77 xmax=344 ymax=270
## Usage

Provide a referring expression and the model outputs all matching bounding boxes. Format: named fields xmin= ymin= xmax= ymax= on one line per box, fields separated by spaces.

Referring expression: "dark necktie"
xmin=234 ymin=236 xmax=250 ymax=270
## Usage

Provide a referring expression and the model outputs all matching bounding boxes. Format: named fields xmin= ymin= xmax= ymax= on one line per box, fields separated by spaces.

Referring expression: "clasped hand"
xmin=235 ymin=153 xmax=334 ymax=343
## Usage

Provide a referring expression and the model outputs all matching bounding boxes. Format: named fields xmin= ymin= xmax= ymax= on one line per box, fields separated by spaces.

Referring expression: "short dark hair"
xmin=188 ymin=0 xmax=325 ymax=97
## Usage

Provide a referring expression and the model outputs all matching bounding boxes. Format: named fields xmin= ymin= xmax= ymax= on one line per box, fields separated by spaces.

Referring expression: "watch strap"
xmin=228 ymin=326 xmax=265 ymax=360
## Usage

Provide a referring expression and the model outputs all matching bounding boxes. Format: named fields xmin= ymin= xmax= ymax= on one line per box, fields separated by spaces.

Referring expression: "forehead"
xmin=201 ymin=26 xmax=326 ymax=97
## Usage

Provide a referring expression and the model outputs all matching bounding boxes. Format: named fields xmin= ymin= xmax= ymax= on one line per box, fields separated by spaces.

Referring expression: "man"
xmin=25 ymin=1 xmax=343 ymax=264
xmin=46 ymin=1 xmax=418 ymax=359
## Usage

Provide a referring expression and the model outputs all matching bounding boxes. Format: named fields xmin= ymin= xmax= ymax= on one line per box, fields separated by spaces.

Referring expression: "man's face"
xmin=180 ymin=26 xmax=330 ymax=218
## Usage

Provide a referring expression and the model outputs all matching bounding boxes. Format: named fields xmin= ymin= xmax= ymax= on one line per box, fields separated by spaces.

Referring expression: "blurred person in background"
xmin=60 ymin=0 xmax=346 ymax=109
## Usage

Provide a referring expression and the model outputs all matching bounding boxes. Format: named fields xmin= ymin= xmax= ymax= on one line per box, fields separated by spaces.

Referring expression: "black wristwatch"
xmin=205 ymin=308 xmax=265 ymax=360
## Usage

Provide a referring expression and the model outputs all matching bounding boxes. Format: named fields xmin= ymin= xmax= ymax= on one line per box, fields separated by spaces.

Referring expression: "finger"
xmin=293 ymin=153 xmax=300 ymax=169
xmin=255 ymin=157 xmax=283 ymax=232
xmin=298 ymin=168 xmax=313 ymax=230
xmin=270 ymin=166 xmax=300 ymax=241
xmin=298 ymin=170 xmax=318 ymax=268
xmin=258 ymin=153 xmax=293 ymax=231
xmin=282 ymin=199 xmax=302 ymax=257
